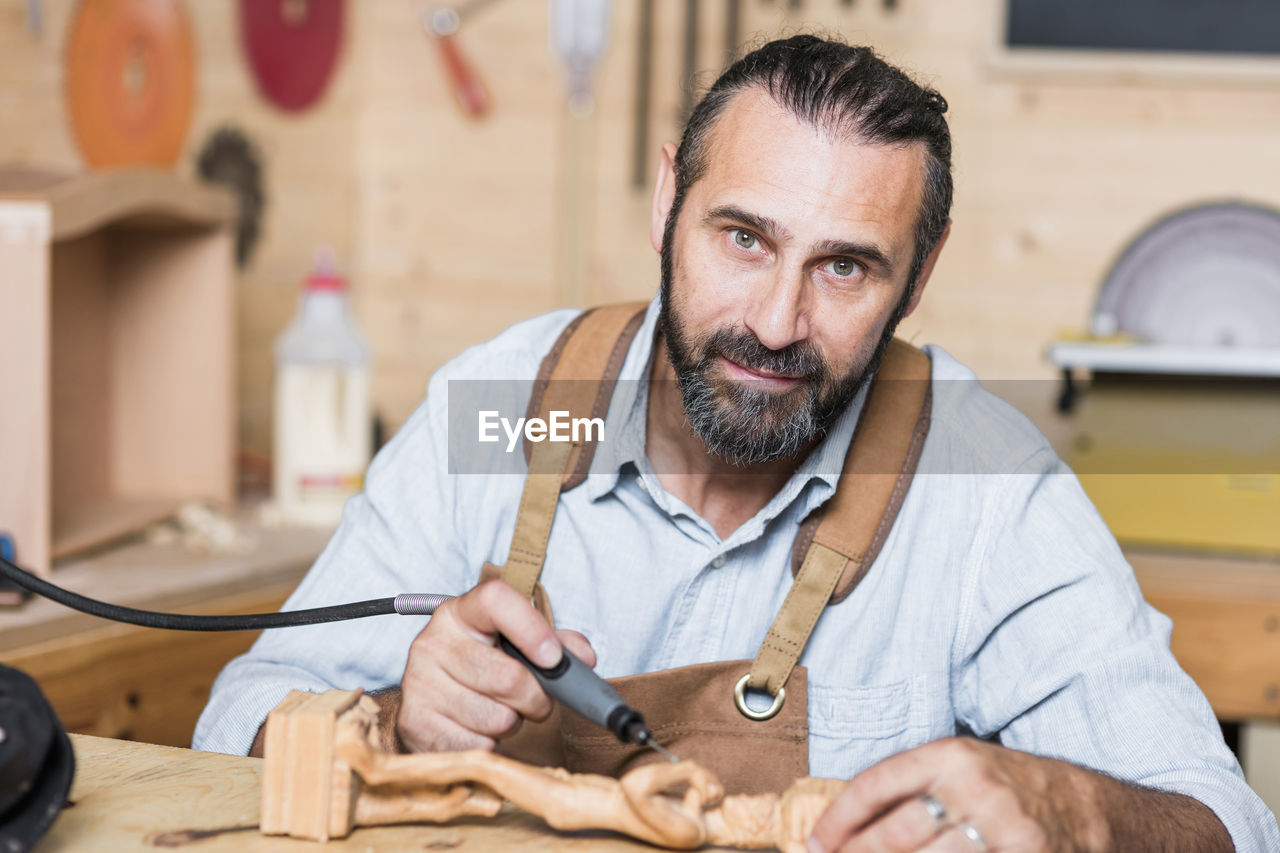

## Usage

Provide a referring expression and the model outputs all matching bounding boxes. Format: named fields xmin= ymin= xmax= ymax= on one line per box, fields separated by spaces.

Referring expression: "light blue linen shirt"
xmin=196 ymin=295 xmax=1278 ymax=850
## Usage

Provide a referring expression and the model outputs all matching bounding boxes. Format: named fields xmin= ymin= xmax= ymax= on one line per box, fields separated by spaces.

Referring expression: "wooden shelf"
xmin=0 ymin=167 xmax=237 ymax=575
xmin=51 ymin=497 xmax=186 ymax=560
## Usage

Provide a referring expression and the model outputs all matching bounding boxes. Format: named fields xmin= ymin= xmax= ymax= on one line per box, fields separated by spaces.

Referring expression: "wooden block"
xmin=261 ymin=689 xmax=364 ymax=841
xmin=259 ymin=691 xmax=313 ymax=835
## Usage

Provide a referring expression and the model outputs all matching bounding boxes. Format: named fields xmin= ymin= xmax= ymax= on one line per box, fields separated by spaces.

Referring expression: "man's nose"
xmin=743 ymin=265 xmax=810 ymax=351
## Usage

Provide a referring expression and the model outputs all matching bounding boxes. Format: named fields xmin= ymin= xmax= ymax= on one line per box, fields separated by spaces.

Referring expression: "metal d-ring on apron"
xmin=486 ymin=303 xmax=932 ymax=795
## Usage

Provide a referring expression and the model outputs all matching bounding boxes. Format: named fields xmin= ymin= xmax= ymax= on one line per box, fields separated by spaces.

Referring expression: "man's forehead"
xmin=694 ymin=87 xmax=926 ymax=260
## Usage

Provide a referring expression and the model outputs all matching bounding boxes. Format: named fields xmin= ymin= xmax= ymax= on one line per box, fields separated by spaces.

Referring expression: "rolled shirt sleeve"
xmin=953 ymin=450 xmax=1280 ymax=851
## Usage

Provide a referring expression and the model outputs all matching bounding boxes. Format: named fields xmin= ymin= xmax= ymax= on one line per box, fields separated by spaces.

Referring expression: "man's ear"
xmin=902 ymin=220 xmax=950 ymax=318
xmin=650 ymin=142 xmax=679 ymax=254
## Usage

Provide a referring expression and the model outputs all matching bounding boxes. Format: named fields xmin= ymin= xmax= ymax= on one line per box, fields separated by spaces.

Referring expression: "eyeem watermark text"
xmin=478 ymin=410 xmax=605 ymax=453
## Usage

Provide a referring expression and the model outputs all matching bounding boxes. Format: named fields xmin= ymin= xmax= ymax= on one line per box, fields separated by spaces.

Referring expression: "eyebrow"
xmin=703 ymin=204 xmax=896 ymax=278
xmin=704 ymin=205 xmax=793 ymax=244
xmin=812 ymin=238 xmax=895 ymax=278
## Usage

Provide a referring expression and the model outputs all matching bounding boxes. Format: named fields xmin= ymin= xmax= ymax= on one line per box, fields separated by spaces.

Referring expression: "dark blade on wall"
xmin=681 ymin=0 xmax=700 ymax=124
xmin=631 ymin=0 xmax=655 ymax=189
xmin=724 ymin=0 xmax=741 ymax=67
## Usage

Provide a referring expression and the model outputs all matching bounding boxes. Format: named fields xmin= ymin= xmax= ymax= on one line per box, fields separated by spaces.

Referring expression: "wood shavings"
xmin=144 ymin=503 xmax=254 ymax=555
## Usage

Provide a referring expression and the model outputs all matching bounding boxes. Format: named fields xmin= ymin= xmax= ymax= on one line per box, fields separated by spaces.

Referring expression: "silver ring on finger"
xmin=958 ymin=820 xmax=988 ymax=851
xmin=919 ymin=793 xmax=948 ymax=830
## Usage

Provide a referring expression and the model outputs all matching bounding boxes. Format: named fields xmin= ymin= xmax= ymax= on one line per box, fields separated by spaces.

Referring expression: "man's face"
xmin=653 ymin=88 xmax=933 ymax=465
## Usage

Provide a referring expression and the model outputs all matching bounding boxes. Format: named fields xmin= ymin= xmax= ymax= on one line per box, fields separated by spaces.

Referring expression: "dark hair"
xmin=665 ymin=35 xmax=952 ymax=289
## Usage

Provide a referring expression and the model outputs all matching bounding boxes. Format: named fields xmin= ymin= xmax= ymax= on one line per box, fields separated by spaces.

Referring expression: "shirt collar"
xmin=579 ymin=294 xmax=869 ymax=508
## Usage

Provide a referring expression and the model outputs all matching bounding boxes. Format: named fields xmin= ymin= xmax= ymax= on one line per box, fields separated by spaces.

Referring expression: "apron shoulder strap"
xmin=747 ymin=340 xmax=933 ymax=699
xmin=802 ymin=339 xmax=933 ymax=601
xmin=501 ymin=302 xmax=648 ymax=601
xmin=521 ymin=302 xmax=649 ymax=489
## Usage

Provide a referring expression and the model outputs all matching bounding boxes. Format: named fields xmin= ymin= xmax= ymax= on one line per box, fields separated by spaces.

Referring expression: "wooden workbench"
xmin=0 ymin=521 xmax=331 ymax=746
xmin=38 ymin=734 xmax=698 ymax=852
xmin=1129 ymin=547 xmax=1280 ymax=721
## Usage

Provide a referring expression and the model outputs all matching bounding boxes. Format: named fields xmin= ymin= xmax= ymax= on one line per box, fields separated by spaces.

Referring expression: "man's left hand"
xmin=807 ymin=737 xmax=1115 ymax=852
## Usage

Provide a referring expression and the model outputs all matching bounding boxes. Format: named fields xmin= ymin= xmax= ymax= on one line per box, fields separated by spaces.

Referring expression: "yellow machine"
xmin=1047 ymin=201 xmax=1280 ymax=557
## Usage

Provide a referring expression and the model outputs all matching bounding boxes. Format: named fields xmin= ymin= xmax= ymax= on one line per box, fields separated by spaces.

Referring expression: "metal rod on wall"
xmin=681 ymin=0 xmax=700 ymax=124
xmin=631 ymin=0 xmax=655 ymax=190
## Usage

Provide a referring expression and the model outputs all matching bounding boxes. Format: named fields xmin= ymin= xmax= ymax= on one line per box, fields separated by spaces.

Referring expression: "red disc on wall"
xmin=240 ymin=0 xmax=345 ymax=112
xmin=65 ymin=0 xmax=195 ymax=168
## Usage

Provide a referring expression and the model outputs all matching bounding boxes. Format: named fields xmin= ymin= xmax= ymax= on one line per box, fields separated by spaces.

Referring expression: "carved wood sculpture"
xmin=261 ymin=689 xmax=842 ymax=851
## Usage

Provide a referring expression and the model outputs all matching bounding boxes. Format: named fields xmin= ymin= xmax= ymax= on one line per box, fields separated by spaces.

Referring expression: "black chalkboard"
xmin=1006 ymin=0 xmax=1280 ymax=56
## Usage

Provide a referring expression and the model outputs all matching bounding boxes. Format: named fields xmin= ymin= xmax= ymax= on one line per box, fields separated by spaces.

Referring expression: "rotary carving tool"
xmin=394 ymin=594 xmax=677 ymax=762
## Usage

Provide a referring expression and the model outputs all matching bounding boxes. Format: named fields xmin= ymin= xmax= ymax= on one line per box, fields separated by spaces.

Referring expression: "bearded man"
xmin=196 ymin=36 xmax=1278 ymax=852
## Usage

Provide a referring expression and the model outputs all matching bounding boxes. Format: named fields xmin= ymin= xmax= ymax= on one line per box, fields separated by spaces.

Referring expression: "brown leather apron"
xmin=486 ymin=304 xmax=932 ymax=796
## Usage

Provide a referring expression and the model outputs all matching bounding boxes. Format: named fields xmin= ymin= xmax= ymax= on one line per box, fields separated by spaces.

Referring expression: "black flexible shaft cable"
xmin=0 ymin=552 xmax=397 ymax=631
xmin=0 ymin=554 xmax=661 ymax=753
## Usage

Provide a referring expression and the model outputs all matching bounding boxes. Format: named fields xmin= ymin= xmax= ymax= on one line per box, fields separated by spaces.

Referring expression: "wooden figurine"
xmin=261 ymin=689 xmax=842 ymax=851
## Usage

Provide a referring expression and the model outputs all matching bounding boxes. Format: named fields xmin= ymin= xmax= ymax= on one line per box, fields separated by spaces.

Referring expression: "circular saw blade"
xmin=65 ymin=0 xmax=195 ymax=168
xmin=240 ymin=0 xmax=345 ymax=112
xmin=1095 ymin=201 xmax=1280 ymax=347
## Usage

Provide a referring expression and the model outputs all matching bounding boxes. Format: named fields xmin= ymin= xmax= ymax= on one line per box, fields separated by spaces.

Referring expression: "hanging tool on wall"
xmin=240 ymin=0 xmax=346 ymax=113
xmin=196 ymin=127 xmax=266 ymax=269
xmin=25 ymin=0 xmax=42 ymax=35
xmin=422 ymin=0 xmax=506 ymax=119
xmin=723 ymin=0 xmax=742 ymax=67
xmin=680 ymin=0 xmax=700 ymax=124
xmin=551 ymin=0 xmax=612 ymax=307
xmin=551 ymin=0 xmax=611 ymax=114
xmin=65 ymin=0 xmax=195 ymax=168
xmin=629 ymin=0 xmax=654 ymax=190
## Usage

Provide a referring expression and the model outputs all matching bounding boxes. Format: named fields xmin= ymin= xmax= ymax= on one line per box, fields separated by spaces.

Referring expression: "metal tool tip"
xmin=647 ymin=738 xmax=679 ymax=764
xmin=627 ymin=721 xmax=680 ymax=763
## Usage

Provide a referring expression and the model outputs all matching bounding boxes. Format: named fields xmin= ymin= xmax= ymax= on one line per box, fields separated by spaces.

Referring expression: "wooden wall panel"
xmin=3 ymin=0 xmax=1280 ymax=452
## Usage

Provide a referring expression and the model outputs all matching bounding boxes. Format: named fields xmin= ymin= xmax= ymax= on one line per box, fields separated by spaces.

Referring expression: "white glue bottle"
xmin=272 ymin=249 xmax=371 ymax=527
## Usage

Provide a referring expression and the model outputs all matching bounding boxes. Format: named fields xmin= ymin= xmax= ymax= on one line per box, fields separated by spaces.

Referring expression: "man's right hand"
xmin=396 ymin=579 xmax=597 ymax=753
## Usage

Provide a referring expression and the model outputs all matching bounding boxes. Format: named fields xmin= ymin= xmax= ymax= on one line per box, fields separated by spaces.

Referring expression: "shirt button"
xmin=636 ymin=476 xmax=649 ymax=493
xmin=711 ymin=555 xmax=726 ymax=569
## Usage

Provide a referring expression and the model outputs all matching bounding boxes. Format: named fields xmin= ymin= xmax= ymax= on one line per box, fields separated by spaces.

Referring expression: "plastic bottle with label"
xmin=272 ymin=250 xmax=371 ymax=527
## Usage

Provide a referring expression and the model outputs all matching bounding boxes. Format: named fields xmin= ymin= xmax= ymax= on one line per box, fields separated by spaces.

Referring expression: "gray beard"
xmin=658 ymin=287 xmax=902 ymax=466
xmin=676 ymin=353 xmax=833 ymax=465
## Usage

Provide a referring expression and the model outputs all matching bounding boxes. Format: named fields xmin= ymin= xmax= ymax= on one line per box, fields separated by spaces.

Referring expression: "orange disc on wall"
xmin=65 ymin=0 xmax=195 ymax=168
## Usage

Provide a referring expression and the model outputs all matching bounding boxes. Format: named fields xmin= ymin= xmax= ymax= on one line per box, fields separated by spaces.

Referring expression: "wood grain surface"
xmin=41 ymin=735 xmax=738 ymax=852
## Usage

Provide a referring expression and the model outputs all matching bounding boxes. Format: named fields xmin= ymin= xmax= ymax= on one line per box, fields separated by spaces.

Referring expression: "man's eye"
xmin=825 ymin=258 xmax=861 ymax=278
xmin=732 ymin=229 xmax=758 ymax=250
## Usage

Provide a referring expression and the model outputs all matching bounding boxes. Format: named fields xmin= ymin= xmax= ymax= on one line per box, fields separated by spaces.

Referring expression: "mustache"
xmin=697 ymin=328 xmax=829 ymax=383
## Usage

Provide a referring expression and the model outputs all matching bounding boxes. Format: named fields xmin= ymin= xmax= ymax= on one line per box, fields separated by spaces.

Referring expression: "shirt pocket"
xmin=806 ymin=676 xmax=926 ymax=780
